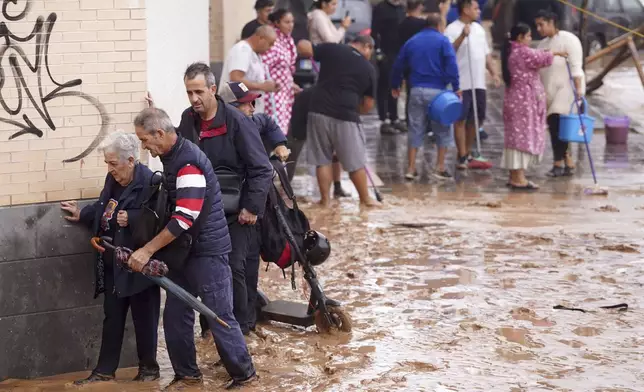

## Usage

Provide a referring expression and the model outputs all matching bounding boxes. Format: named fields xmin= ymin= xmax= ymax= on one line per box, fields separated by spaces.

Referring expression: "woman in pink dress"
xmin=261 ymin=9 xmax=301 ymax=134
xmin=501 ymin=23 xmax=566 ymax=190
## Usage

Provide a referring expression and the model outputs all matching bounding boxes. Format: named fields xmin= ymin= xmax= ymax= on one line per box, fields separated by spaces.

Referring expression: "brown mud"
xmin=3 ymin=185 xmax=644 ymax=391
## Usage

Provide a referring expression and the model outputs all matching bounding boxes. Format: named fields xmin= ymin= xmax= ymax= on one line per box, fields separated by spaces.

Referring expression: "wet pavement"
xmin=4 ymin=79 xmax=644 ymax=392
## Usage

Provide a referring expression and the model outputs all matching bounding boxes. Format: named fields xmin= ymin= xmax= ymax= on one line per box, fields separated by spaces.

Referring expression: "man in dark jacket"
xmin=176 ymin=62 xmax=273 ymax=337
xmin=371 ymin=0 xmax=406 ymax=134
xmin=131 ymin=107 xmax=256 ymax=390
xmin=198 ymin=80 xmax=289 ymax=337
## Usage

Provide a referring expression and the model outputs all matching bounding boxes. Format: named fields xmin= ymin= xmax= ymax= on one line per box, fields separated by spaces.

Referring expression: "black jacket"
xmin=251 ymin=113 xmax=287 ymax=154
xmin=371 ymin=0 xmax=406 ymax=56
xmin=79 ymin=163 xmax=156 ymax=299
xmin=177 ymin=97 xmax=273 ymax=218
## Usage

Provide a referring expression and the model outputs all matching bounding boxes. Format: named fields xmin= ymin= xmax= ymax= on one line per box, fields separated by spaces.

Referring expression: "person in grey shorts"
xmin=297 ymin=35 xmax=382 ymax=207
xmin=307 ymin=112 xmax=367 ymax=174
xmin=391 ymin=13 xmax=460 ymax=180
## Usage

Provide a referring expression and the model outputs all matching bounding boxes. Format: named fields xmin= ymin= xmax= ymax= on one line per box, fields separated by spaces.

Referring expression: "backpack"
xmin=260 ymin=157 xmax=310 ymax=273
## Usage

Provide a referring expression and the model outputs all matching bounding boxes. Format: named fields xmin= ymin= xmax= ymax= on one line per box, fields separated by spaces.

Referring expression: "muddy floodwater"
xmin=3 ymin=183 xmax=644 ymax=391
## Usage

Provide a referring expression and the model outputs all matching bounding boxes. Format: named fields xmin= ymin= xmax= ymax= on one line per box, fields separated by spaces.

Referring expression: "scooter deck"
xmin=260 ymin=300 xmax=315 ymax=327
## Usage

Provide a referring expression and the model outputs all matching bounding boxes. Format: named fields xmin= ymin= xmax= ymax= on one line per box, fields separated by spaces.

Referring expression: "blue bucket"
xmin=428 ymin=91 xmax=463 ymax=126
xmin=558 ymin=98 xmax=595 ymax=143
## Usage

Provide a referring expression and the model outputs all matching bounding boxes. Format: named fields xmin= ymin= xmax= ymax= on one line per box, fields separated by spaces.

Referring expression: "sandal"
xmin=510 ymin=181 xmax=539 ymax=191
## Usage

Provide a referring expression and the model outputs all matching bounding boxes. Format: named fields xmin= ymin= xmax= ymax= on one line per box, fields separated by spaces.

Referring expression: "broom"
xmin=466 ymin=36 xmax=491 ymax=166
xmin=565 ymin=60 xmax=608 ymax=196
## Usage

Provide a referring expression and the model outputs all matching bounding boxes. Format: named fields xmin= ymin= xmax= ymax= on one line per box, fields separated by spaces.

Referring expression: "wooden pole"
xmin=626 ymin=36 xmax=644 ymax=89
xmin=586 ymin=39 xmax=629 ymax=65
xmin=586 ymin=46 xmax=630 ymax=94
xmin=579 ymin=0 xmax=589 ymax=70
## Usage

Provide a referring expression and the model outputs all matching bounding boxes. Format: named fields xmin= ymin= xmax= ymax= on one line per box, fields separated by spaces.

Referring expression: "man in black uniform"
xmin=371 ymin=0 xmax=406 ymax=134
xmin=175 ymin=63 xmax=273 ymax=337
xmin=241 ymin=0 xmax=275 ymax=39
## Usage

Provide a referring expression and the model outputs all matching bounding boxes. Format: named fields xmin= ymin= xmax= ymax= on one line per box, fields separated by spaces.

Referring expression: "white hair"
xmin=98 ymin=129 xmax=141 ymax=162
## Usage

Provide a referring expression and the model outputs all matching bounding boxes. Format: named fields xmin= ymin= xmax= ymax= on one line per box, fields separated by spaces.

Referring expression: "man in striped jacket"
xmin=130 ymin=107 xmax=257 ymax=390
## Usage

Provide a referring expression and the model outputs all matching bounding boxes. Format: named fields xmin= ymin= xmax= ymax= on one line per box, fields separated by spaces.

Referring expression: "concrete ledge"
xmin=0 ymin=201 xmax=136 ymax=381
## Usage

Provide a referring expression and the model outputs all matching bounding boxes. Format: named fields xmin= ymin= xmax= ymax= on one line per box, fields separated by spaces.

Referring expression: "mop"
xmin=565 ymin=60 xmax=608 ymax=196
xmin=466 ymin=36 xmax=491 ymax=166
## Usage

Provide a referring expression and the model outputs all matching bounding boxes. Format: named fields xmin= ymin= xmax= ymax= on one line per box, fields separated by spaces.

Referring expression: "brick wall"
xmin=0 ymin=0 xmax=148 ymax=207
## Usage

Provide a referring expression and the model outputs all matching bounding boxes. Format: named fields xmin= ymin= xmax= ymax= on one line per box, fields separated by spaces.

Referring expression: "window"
xmin=602 ymin=0 xmax=623 ymax=12
xmin=621 ymin=0 xmax=644 ymax=12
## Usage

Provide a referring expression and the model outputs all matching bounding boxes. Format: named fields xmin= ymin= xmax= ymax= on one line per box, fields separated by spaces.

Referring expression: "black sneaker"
xmin=456 ymin=155 xmax=469 ymax=170
xmin=564 ymin=166 xmax=575 ymax=176
xmin=132 ymin=367 xmax=160 ymax=382
xmin=73 ymin=372 xmax=114 ymax=385
xmin=392 ymin=120 xmax=407 ymax=132
xmin=380 ymin=122 xmax=398 ymax=134
xmin=333 ymin=185 xmax=351 ymax=198
xmin=225 ymin=373 xmax=258 ymax=390
xmin=546 ymin=166 xmax=565 ymax=177
xmin=163 ymin=375 xmax=203 ymax=391
xmin=479 ymin=128 xmax=489 ymax=141
xmin=432 ymin=170 xmax=452 ymax=180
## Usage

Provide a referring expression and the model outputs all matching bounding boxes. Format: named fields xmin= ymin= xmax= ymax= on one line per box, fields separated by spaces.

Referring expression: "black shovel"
xmin=90 ymin=236 xmax=230 ymax=329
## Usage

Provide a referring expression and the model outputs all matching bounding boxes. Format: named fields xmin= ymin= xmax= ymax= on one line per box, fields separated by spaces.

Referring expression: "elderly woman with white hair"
xmin=60 ymin=130 xmax=161 ymax=385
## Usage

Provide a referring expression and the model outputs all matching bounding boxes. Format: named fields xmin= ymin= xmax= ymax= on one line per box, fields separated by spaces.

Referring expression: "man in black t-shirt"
xmin=296 ymin=36 xmax=381 ymax=208
xmin=371 ymin=0 xmax=406 ymax=134
xmin=286 ymin=87 xmax=313 ymax=181
xmin=240 ymin=0 xmax=274 ymax=39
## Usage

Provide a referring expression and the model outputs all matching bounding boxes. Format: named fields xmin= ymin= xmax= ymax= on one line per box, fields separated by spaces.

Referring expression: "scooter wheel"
xmin=314 ymin=306 xmax=352 ymax=334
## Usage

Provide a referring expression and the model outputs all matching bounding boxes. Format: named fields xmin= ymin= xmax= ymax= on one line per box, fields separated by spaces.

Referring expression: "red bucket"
xmin=604 ymin=116 xmax=630 ymax=145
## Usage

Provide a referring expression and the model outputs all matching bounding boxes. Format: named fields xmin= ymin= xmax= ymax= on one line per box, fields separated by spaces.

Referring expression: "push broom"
xmin=565 ymin=60 xmax=608 ymax=196
xmin=466 ymin=36 xmax=491 ymax=166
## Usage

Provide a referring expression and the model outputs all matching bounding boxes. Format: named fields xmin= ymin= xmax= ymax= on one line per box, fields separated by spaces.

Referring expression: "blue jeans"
xmin=408 ymin=87 xmax=453 ymax=148
xmin=163 ymin=254 xmax=255 ymax=381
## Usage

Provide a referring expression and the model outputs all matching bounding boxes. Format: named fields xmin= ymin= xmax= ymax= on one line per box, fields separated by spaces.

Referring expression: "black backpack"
xmin=260 ymin=157 xmax=310 ymax=272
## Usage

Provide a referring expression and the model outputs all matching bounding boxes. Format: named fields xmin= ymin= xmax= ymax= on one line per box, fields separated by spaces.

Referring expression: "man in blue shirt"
xmin=391 ymin=13 xmax=459 ymax=181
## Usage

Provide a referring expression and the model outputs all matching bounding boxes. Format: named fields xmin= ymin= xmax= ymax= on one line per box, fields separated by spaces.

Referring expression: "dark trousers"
xmin=227 ymin=221 xmax=260 ymax=334
xmin=94 ymin=268 xmax=160 ymax=376
xmin=547 ymin=114 xmax=569 ymax=162
xmin=377 ymin=57 xmax=398 ymax=122
xmin=163 ymin=254 xmax=255 ymax=381
xmin=286 ymin=135 xmax=306 ymax=182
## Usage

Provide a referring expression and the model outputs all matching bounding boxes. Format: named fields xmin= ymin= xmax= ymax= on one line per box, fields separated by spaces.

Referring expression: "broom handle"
xmin=466 ymin=34 xmax=482 ymax=155
xmin=565 ymin=60 xmax=598 ymax=185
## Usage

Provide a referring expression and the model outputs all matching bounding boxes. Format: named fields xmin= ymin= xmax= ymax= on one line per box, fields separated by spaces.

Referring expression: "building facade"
xmin=0 ymin=0 xmax=209 ymax=380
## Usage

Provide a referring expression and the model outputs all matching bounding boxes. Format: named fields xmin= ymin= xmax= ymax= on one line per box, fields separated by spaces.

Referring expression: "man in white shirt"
xmin=220 ymin=25 xmax=279 ymax=114
xmin=444 ymin=0 xmax=500 ymax=170
xmin=535 ymin=9 xmax=585 ymax=177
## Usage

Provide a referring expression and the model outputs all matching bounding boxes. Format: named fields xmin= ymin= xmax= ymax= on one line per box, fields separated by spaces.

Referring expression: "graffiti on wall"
xmin=0 ymin=0 xmax=110 ymax=163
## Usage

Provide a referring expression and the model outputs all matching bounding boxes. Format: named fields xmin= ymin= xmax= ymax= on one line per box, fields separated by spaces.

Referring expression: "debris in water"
xmin=471 ymin=201 xmax=502 ymax=208
xmin=323 ymin=363 xmax=337 ymax=375
xmin=600 ymin=244 xmax=639 ymax=253
xmin=392 ymin=222 xmax=447 ymax=229
xmin=595 ymin=205 xmax=620 ymax=212
xmin=459 ymin=322 xmax=485 ymax=332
